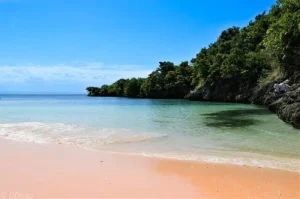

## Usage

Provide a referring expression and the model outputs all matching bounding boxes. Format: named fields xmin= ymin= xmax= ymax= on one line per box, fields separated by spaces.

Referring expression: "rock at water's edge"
xmin=185 ymin=76 xmax=300 ymax=128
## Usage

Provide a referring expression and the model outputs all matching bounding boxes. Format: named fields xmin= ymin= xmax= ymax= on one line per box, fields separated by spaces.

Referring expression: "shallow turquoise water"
xmin=0 ymin=95 xmax=299 ymax=171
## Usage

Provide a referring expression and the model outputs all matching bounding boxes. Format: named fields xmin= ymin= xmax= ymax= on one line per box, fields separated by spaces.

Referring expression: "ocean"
xmin=0 ymin=94 xmax=299 ymax=171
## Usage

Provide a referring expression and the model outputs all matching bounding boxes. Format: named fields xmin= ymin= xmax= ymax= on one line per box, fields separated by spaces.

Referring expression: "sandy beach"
xmin=0 ymin=138 xmax=299 ymax=199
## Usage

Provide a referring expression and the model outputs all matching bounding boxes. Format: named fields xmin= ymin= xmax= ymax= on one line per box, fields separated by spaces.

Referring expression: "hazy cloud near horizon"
xmin=0 ymin=63 xmax=152 ymax=93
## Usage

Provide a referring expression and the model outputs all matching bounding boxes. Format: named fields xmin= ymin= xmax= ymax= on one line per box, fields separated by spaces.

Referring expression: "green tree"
xmin=124 ymin=78 xmax=145 ymax=97
xmin=264 ymin=0 xmax=300 ymax=76
xmin=87 ymin=0 xmax=299 ymax=99
xmin=86 ymin=87 xmax=100 ymax=96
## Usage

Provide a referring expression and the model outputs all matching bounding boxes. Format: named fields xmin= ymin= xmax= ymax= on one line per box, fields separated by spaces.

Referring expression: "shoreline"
xmin=86 ymin=78 xmax=300 ymax=129
xmin=76 ymin=146 xmax=300 ymax=173
xmin=1 ymin=131 xmax=299 ymax=173
xmin=1 ymin=138 xmax=299 ymax=198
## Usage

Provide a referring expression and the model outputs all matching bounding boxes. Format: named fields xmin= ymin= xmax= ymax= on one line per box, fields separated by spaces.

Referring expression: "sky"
xmin=0 ymin=0 xmax=276 ymax=94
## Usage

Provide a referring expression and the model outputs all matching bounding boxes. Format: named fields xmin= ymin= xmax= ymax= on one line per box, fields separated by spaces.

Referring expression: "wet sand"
xmin=0 ymin=138 xmax=299 ymax=198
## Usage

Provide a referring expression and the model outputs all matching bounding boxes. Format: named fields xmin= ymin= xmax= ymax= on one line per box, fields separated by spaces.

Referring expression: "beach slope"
xmin=0 ymin=139 xmax=299 ymax=198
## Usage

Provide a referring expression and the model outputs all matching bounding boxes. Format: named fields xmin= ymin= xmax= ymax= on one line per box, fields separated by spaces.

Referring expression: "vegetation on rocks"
xmin=87 ymin=0 xmax=300 ymax=127
xmin=88 ymin=0 xmax=299 ymax=98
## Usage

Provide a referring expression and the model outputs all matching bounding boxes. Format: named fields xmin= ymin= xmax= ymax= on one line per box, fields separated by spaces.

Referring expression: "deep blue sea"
xmin=0 ymin=94 xmax=299 ymax=171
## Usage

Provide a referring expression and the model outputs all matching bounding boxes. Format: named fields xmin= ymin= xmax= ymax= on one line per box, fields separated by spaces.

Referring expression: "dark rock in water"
xmin=184 ymin=88 xmax=205 ymax=101
xmin=249 ymin=81 xmax=275 ymax=105
xmin=279 ymin=102 xmax=300 ymax=128
xmin=190 ymin=85 xmax=212 ymax=101
xmin=185 ymin=73 xmax=300 ymax=128
xmin=269 ymin=84 xmax=300 ymax=128
xmin=185 ymin=83 xmax=242 ymax=102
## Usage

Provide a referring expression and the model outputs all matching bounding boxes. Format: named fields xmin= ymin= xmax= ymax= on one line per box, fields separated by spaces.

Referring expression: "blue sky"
xmin=0 ymin=0 xmax=275 ymax=94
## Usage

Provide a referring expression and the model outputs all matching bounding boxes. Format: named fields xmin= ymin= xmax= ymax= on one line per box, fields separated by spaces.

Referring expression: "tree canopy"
xmin=87 ymin=0 xmax=299 ymax=98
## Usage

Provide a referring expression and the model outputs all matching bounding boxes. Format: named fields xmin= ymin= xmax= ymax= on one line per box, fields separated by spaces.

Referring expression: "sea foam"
xmin=0 ymin=122 xmax=299 ymax=172
xmin=0 ymin=122 xmax=167 ymax=146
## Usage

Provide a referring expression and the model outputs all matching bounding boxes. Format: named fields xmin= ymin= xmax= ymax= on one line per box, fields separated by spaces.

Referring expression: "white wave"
xmin=0 ymin=122 xmax=299 ymax=172
xmin=0 ymin=122 xmax=167 ymax=146
xmin=138 ymin=152 xmax=300 ymax=172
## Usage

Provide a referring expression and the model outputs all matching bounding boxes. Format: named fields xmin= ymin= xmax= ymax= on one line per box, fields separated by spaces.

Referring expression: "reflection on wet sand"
xmin=154 ymin=158 xmax=300 ymax=198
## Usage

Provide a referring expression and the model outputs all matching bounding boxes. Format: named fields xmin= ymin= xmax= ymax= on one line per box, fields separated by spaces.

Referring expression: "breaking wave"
xmin=0 ymin=122 xmax=168 ymax=147
xmin=0 ymin=122 xmax=299 ymax=172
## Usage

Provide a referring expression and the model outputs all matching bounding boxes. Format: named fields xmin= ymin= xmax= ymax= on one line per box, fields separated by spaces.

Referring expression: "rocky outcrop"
xmin=185 ymin=83 xmax=252 ymax=103
xmin=268 ymin=84 xmax=300 ymax=128
xmin=186 ymin=73 xmax=300 ymax=128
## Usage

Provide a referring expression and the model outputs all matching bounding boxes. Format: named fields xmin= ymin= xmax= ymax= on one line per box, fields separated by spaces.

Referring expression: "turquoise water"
xmin=0 ymin=95 xmax=299 ymax=171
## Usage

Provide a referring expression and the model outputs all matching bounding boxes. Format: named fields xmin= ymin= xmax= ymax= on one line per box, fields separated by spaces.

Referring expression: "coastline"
xmin=1 ymin=138 xmax=299 ymax=198
xmin=86 ymin=87 xmax=300 ymax=129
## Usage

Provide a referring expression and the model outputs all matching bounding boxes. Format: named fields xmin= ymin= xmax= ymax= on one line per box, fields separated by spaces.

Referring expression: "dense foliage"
xmin=87 ymin=61 xmax=192 ymax=98
xmin=264 ymin=0 xmax=300 ymax=77
xmin=87 ymin=0 xmax=299 ymax=98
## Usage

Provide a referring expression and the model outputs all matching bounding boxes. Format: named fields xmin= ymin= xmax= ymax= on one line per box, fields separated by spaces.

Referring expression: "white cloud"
xmin=0 ymin=62 xmax=152 ymax=85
